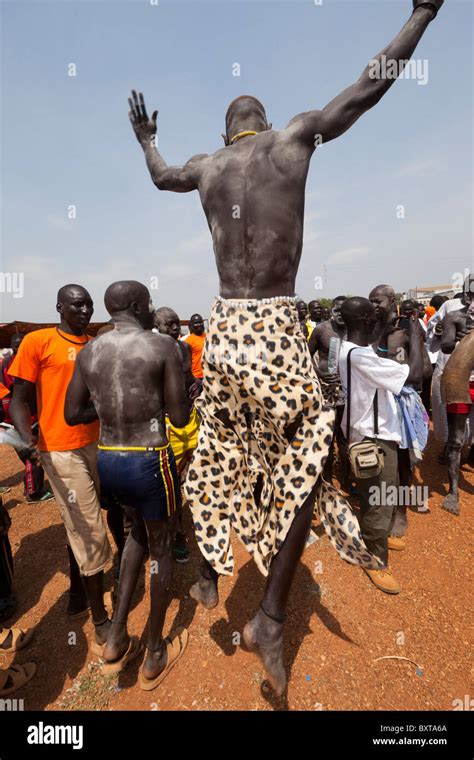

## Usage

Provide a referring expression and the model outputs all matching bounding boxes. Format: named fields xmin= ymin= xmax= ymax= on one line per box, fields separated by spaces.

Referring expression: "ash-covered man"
xmin=308 ymin=297 xmax=349 ymax=484
xmin=309 ymin=296 xmax=347 ymax=404
xmin=438 ymin=275 xmax=474 ymax=515
xmin=128 ymin=0 xmax=444 ymax=694
xmin=65 ymin=282 xmax=190 ymax=686
xmin=155 ymin=306 xmax=201 ymax=563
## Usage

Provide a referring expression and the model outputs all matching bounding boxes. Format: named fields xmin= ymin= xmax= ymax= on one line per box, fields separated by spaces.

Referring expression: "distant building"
xmin=404 ymin=285 xmax=456 ymax=305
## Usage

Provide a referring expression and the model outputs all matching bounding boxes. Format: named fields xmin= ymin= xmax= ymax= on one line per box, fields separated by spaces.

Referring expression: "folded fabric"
xmin=395 ymin=386 xmax=430 ymax=465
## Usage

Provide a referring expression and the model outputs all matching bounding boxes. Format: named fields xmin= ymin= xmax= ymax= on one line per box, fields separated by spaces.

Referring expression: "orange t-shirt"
xmin=184 ymin=332 xmax=206 ymax=379
xmin=8 ymin=328 xmax=99 ymax=452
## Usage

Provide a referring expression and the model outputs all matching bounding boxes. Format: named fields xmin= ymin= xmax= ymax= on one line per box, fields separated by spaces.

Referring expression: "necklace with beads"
xmin=55 ymin=327 xmax=89 ymax=346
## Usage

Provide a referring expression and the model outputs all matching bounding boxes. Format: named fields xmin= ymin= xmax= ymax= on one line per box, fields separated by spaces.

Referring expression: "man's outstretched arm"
xmin=287 ymin=1 xmax=443 ymax=146
xmin=128 ymin=90 xmax=206 ymax=192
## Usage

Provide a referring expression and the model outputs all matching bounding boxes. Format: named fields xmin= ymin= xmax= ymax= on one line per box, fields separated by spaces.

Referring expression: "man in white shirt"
xmin=339 ymin=297 xmax=423 ymax=595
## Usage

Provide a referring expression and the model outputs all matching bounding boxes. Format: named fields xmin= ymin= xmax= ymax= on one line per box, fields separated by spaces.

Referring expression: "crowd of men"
xmin=0 ymin=0 xmax=454 ymax=703
xmin=0 ymin=274 xmax=471 ymax=698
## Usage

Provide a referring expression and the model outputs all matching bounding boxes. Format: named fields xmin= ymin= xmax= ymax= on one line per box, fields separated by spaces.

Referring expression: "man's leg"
xmin=100 ymin=489 xmax=126 ymax=580
xmin=106 ymin=502 xmax=126 ymax=566
xmin=242 ymin=479 xmax=317 ymax=696
xmin=102 ymin=511 xmax=148 ymax=661
xmin=189 ymin=557 xmax=219 ymax=609
xmin=41 ymin=447 xmax=112 ymax=639
xmin=356 ymin=440 xmax=398 ymax=568
xmin=140 ymin=518 xmax=175 ymax=680
xmin=390 ymin=448 xmax=411 ymax=539
xmin=82 ymin=571 xmax=111 ymax=645
xmin=66 ymin=544 xmax=88 ymax=617
xmin=443 ymin=411 xmax=469 ymax=515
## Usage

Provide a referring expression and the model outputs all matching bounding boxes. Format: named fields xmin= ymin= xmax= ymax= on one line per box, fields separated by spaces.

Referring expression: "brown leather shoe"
xmin=364 ymin=568 xmax=401 ymax=595
xmin=388 ymin=536 xmax=405 ymax=551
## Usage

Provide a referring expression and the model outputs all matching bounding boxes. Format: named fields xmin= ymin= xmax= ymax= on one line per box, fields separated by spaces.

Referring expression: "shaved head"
xmin=369 ymin=283 xmax=396 ymax=323
xmin=155 ymin=306 xmax=181 ymax=339
xmin=104 ymin=280 xmax=150 ymax=315
xmin=56 ymin=283 xmax=93 ymax=333
xmin=104 ymin=280 xmax=154 ymax=330
xmin=224 ymin=95 xmax=269 ymax=145
xmin=57 ymin=283 xmax=90 ymax=304
xmin=341 ymin=297 xmax=375 ymax=329
xmin=155 ymin=306 xmax=179 ymax=322
xmin=369 ymin=284 xmax=395 ymax=300
xmin=225 ymin=95 xmax=266 ymax=129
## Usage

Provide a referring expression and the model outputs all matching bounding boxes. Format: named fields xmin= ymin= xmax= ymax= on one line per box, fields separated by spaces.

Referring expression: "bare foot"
xmin=243 ymin=608 xmax=286 ymax=696
xmin=94 ymin=618 xmax=112 ymax=647
xmin=142 ymin=643 xmax=168 ymax=680
xmin=442 ymin=493 xmax=460 ymax=516
xmin=189 ymin=578 xmax=218 ymax=609
xmin=101 ymin=622 xmax=131 ymax=663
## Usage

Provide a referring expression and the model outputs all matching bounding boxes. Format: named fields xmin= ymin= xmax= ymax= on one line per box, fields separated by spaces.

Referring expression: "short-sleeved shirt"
xmin=183 ymin=332 xmax=206 ymax=379
xmin=9 ymin=328 xmax=99 ymax=452
xmin=339 ymin=341 xmax=409 ymax=445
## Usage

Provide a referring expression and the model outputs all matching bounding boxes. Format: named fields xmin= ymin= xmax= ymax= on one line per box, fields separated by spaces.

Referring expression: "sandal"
xmin=139 ymin=627 xmax=189 ymax=691
xmin=0 ymin=662 xmax=36 ymax=696
xmin=0 ymin=627 xmax=34 ymax=653
xmin=100 ymin=635 xmax=141 ymax=675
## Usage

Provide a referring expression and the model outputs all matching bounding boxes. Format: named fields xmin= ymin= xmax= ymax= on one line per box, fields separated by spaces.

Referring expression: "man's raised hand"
xmin=128 ymin=90 xmax=158 ymax=147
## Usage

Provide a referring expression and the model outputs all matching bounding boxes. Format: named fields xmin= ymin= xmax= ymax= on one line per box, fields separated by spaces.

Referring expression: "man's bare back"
xmin=67 ymin=316 xmax=188 ymax=449
xmin=79 ymin=327 xmax=171 ymax=446
xmin=196 ymin=131 xmax=311 ymax=298
xmin=128 ymin=3 xmax=441 ymax=300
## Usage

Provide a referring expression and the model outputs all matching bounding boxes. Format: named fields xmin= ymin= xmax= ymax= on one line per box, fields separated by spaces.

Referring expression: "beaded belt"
xmin=215 ymin=295 xmax=298 ymax=308
xmin=98 ymin=444 xmax=168 ymax=452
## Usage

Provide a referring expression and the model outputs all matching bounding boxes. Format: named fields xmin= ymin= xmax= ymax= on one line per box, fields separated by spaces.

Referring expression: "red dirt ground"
xmin=1 ymin=432 xmax=472 ymax=712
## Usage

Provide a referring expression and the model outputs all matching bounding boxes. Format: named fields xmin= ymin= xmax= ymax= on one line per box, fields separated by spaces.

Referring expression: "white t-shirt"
xmin=338 ymin=341 xmax=409 ymax=444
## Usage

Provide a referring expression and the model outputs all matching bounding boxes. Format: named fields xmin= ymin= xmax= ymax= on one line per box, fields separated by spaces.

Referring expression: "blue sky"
xmin=1 ymin=0 xmax=472 ymax=323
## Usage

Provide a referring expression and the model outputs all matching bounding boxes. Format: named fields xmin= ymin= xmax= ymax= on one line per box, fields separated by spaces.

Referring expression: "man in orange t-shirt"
xmin=9 ymin=285 xmax=113 ymax=651
xmin=183 ymin=314 xmax=206 ymax=393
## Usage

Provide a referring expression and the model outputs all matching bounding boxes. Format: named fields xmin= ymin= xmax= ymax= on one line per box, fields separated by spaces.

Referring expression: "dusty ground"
xmin=0 ymin=432 xmax=472 ymax=712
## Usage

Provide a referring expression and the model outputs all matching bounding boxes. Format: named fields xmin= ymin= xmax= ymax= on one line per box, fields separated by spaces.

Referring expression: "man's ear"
xmin=221 ymin=133 xmax=229 ymax=147
xmin=56 ymin=302 xmax=62 ymax=315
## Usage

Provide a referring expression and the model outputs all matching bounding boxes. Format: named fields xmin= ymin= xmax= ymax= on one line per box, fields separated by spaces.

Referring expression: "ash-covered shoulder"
xmin=143 ymin=330 xmax=181 ymax=353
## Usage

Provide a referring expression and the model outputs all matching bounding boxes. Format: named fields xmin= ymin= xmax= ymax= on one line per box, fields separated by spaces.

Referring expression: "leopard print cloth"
xmin=185 ymin=297 xmax=383 ymax=577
